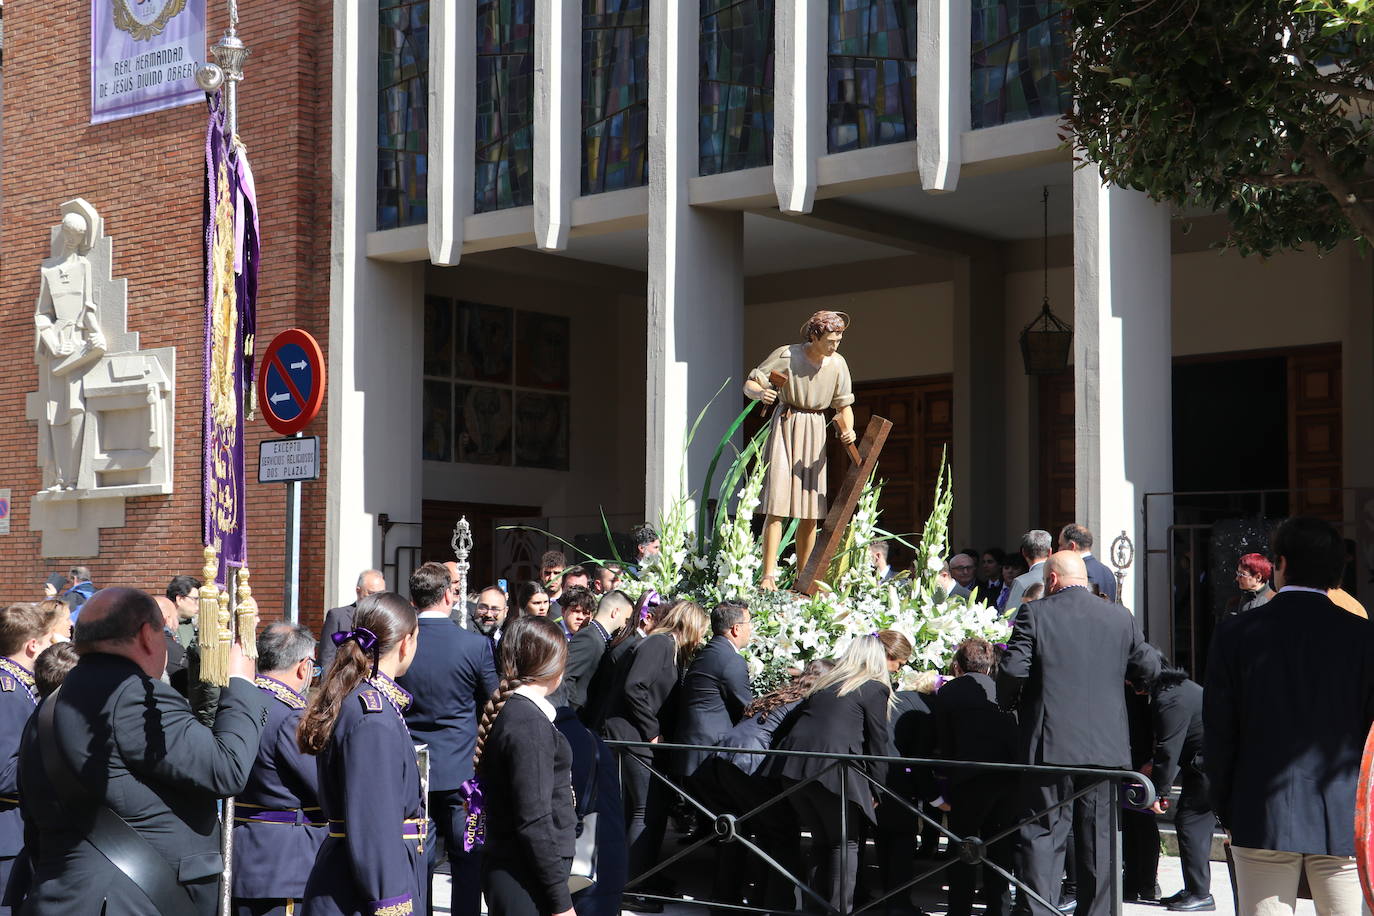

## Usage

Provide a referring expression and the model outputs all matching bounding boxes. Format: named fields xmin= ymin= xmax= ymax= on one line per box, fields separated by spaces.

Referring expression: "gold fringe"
xmin=198 ymin=546 xmax=225 ymax=685
xmin=235 ymin=567 xmax=259 ymax=660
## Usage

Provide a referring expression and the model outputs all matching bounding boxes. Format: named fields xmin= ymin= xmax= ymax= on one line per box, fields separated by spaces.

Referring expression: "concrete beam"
xmin=752 ymin=199 xmax=994 ymax=259
xmin=772 ymin=0 xmax=825 ymax=213
xmin=534 ymin=0 xmax=580 ymax=250
xmin=917 ymin=0 xmax=969 ymax=191
xmin=427 ymin=0 xmax=475 ymax=265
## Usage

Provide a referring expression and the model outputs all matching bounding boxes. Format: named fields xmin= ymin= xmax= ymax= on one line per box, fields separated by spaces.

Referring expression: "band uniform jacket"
xmin=302 ymin=674 xmax=427 ymax=916
xmin=395 ymin=618 xmax=498 ymax=792
xmin=480 ymin=693 xmax=577 ymax=916
xmin=675 ymin=636 xmax=752 ymax=775
xmin=997 ymin=586 xmax=1160 ymax=767
xmin=768 ymin=679 xmax=896 ymax=823
xmin=603 ymin=633 xmax=684 ymax=758
xmin=16 ymin=654 xmax=267 ymax=915
xmin=0 ymin=659 xmax=38 ymax=896
xmin=1204 ymin=589 xmax=1374 ymax=856
xmin=231 ymin=676 xmax=326 ymax=905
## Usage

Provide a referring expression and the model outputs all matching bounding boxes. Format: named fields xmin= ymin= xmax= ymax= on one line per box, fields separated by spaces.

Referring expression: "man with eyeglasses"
xmin=232 ymin=622 xmax=326 ymax=915
xmin=948 ymin=553 xmax=978 ymax=599
xmin=470 ymin=586 xmax=508 ymax=641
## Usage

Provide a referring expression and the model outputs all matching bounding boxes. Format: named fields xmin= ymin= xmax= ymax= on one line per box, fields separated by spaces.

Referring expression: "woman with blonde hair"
xmin=768 ymin=629 xmax=912 ymax=912
xmin=602 ymin=599 xmax=710 ymax=895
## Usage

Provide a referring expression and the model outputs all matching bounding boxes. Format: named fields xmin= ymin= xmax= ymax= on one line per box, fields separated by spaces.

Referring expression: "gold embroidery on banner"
xmin=207 ymin=151 xmax=240 ymax=543
xmin=374 ymin=899 xmax=414 ymax=916
xmin=111 ymin=0 xmax=188 ymax=41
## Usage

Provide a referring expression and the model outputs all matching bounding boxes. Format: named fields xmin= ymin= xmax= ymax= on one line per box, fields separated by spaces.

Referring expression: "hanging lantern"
xmin=1020 ymin=186 xmax=1073 ymax=375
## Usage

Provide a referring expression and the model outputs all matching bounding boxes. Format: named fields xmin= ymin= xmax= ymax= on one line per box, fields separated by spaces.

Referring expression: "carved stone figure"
xmin=25 ymin=199 xmax=176 ymax=557
xmin=35 ymin=209 xmax=108 ymax=490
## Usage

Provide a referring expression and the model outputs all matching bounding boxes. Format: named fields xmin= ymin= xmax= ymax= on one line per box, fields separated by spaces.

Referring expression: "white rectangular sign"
xmin=258 ymin=437 xmax=320 ymax=484
xmin=0 ymin=489 xmax=10 ymax=535
xmin=91 ymin=0 xmax=206 ymax=125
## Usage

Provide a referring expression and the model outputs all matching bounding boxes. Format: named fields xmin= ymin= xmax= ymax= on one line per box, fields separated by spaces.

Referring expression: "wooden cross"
xmin=794 ymin=415 xmax=893 ymax=596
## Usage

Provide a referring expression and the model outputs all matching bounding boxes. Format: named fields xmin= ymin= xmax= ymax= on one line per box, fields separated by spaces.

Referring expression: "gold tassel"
xmin=201 ymin=589 xmax=233 ymax=687
xmin=198 ymin=546 xmax=225 ymax=686
xmin=235 ymin=567 xmax=259 ymax=660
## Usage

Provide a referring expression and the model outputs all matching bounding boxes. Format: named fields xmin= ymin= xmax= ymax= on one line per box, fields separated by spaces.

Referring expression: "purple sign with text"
xmin=91 ymin=0 xmax=205 ymax=125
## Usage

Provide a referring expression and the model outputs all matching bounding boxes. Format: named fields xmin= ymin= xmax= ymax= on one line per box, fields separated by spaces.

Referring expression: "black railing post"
xmin=1109 ymin=777 xmax=1123 ymax=916
xmin=839 ymin=763 xmax=849 ymax=916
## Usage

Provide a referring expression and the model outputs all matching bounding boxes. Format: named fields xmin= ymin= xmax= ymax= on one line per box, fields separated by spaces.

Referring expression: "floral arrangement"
xmin=618 ymin=401 xmax=1012 ymax=692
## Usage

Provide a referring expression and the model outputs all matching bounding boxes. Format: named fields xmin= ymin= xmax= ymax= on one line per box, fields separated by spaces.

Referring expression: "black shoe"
xmin=1128 ymin=885 xmax=1162 ymax=903
xmin=1166 ymin=894 xmax=1215 ymax=912
xmin=1159 ymin=890 xmax=1188 ymax=907
xmin=623 ymin=894 xmax=665 ymax=913
xmin=1057 ymin=899 xmax=1077 ymax=914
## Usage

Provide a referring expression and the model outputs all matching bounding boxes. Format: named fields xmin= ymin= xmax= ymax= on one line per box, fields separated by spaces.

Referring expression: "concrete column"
xmin=917 ymin=0 xmax=968 ymax=191
xmin=646 ymin=0 xmax=745 ymax=519
xmin=951 ymin=249 xmax=1006 ymax=550
xmin=772 ymin=0 xmax=824 ymax=213
xmin=428 ymin=0 xmax=476 ymax=264
xmin=328 ymin=0 xmax=425 ymax=606
xmin=1345 ymin=252 xmax=1374 ymax=599
xmin=1072 ymin=169 xmax=1172 ymax=632
xmin=535 ymin=0 xmax=580 ymax=249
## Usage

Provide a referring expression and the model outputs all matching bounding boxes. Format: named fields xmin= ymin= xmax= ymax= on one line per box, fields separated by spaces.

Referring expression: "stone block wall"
xmin=0 ymin=0 xmax=334 ymax=634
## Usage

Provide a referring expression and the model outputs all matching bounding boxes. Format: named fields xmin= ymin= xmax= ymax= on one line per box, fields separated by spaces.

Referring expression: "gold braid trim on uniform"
xmin=373 ymin=899 xmax=414 ymax=916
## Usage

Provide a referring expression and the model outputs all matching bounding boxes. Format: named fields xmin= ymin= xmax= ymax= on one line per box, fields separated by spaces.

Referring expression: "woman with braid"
xmin=298 ymin=593 xmax=425 ymax=916
xmin=475 ymin=615 xmax=576 ymax=916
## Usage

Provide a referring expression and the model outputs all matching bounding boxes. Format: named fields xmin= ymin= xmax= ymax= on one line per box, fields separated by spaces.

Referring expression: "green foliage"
xmin=1063 ymin=0 xmax=1374 ymax=255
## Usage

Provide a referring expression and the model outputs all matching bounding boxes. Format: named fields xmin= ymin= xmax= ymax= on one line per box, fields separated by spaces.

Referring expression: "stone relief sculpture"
xmin=35 ymin=208 xmax=108 ymax=491
xmin=25 ymin=199 xmax=177 ymax=557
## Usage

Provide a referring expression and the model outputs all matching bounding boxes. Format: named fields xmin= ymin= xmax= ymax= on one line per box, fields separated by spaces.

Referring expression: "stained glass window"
xmin=476 ymin=0 xmax=536 ymax=212
xmin=700 ymin=0 xmax=774 ymax=176
xmin=827 ymin=0 xmax=917 ymax=153
xmin=378 ymin=0 xmax=429 ymax=230
xmin=971 ymin=0 xmax=1070 ymax=129
xmin=584 ymin=0 xmax=650 ymax=194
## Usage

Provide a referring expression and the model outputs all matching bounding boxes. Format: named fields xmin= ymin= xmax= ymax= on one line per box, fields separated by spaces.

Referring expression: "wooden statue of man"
xmin=743 ymin=310 xmax=856 ymax=589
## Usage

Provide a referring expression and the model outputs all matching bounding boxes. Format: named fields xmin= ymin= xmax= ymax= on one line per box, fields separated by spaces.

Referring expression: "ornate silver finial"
xmin=1110 ymin=530 xmax=1135 ymax=605
xmin=451 ymin=517 xmax=473 ymax=628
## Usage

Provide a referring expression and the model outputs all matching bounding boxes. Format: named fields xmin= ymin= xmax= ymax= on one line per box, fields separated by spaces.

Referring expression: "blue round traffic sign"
xmin=258 ymin=329 xmax=325 ymax=435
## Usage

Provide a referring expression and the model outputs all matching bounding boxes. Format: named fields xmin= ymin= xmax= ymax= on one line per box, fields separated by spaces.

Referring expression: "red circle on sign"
xmin=258 ymin=328 xmax=326 ymax=436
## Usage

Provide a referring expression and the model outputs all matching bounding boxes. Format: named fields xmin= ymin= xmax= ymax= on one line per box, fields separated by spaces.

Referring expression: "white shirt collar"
xmin=1278 ymin=585 xmax=1329 ymax=596
xmin=418 ymin=610 xmax=450 ymax=619
xmin=512 ymin=684 xmax=557 ymax=722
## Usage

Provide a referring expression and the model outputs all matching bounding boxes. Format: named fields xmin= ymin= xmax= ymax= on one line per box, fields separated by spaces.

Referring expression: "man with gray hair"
xmin=1058 ymin=524 xmax=1116 ymax=601
xmin=1005 ymin=530 xmax=1053 ymax=613
xmin=17 ymin=587 xmax=264 ymax=914
xmin=317 ymin=569 xmax=386 ymax=671
xmin=231 ymin=622 xmax=325 ymax=915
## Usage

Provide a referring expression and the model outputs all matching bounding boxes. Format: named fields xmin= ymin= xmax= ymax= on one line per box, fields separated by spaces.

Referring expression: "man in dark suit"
xmin=937 ymin=638 xmax=1020 ymax=916
xmin=998 ymin=552 xmax=1159 ymax=916
xmin=317 ymin=568 xmax=386 ymax=672
xmin=676 ymin=601 xmax=753 ymax=779
xmin=395 ymin=563 xmax=499 ymax=916
xmin=17 ymin=587 xmax=265 ymax=915
xmin=1204 ymin=516 xmax=1374 ymax=915
xmin=1058 ymin=524 xmax=1116 ymax=602
xmin=554 ymin=590 xmax=633 ymax=715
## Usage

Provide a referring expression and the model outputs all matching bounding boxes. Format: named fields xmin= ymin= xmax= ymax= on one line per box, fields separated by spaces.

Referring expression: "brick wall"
xmin=0 ymin=1 xmax=334 ymax=636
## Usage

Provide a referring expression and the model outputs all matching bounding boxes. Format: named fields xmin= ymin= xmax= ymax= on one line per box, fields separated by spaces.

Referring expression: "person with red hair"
xmin=1229 ymin=553 xmax=1275 ymax=616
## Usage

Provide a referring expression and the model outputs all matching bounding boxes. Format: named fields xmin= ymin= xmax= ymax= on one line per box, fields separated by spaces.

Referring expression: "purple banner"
xmin=203 ymin=92 xmax=259 ymax=584
xmin=91 ymin=0 xmax=206 ymax=125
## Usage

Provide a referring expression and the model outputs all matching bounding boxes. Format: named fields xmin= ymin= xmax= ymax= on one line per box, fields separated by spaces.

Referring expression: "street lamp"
xmin=1020 ymin=186 xmax=1073 ymax=375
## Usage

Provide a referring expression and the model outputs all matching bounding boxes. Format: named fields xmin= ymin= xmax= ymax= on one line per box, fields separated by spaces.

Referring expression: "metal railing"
xmin=606 ymin=739 xmax=1156 ymax=916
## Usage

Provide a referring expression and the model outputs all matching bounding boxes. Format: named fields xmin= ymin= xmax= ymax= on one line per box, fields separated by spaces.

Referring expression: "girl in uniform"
xmin=298 ymin=593 xmax=425 ymax=916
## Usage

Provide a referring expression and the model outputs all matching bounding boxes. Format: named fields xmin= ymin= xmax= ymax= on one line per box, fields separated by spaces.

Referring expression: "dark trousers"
xmin=1120 ymin=806 xmax=1160 ymax=896
xmin=790 ymin=781 xmax=866 ymax=914
xmin=484 ymin=857 xmax=571 ymax=916
xmin=620 ymin=749 xmax=670 ymax=888
xmin=429 ymin=788 xmax=482 ymax=916
xmin=947 ymin=777 xmax=1016 ymax=916
xmin=1014 ymin=774 xmax=1113 ymax=916
xmin=1172 ymin=770 xmax=1213 ymax=896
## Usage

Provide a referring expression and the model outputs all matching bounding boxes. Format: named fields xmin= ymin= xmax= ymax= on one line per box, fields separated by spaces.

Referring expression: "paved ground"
xmin=429 ymin=851 xmax=1320 ymax=916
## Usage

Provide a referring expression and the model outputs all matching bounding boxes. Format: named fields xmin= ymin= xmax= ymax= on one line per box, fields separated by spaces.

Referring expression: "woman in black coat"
xmin=768 ymin=630 xmax=912 ymax=913
xmin=601 ymin=599 xmax=709 ymax=888
xmin=475 ymin=615 xmax=577 ymax=916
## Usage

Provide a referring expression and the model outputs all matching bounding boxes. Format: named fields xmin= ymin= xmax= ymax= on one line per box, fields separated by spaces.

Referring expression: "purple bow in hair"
xmin=331 ymin=626 xmax=378 ymax=651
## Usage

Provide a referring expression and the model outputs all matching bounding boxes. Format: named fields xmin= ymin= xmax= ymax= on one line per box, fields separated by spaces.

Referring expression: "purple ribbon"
xmin=458 ymin=778 xmax=486 ymax=852
xmin=331 ymin=626 xmax=378 ymax=651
